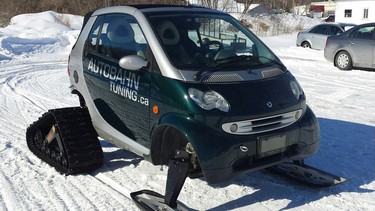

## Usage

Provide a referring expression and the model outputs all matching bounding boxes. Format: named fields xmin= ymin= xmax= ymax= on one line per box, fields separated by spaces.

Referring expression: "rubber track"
xmin=26 ymin=107 xmax=103 ymax=175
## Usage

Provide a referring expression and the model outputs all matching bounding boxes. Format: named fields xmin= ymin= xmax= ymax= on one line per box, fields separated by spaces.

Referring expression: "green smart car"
xmin=68 ymin=4 xmax=320 ymax=184
xmin=27 ymin=4 xmax=320 ymax=192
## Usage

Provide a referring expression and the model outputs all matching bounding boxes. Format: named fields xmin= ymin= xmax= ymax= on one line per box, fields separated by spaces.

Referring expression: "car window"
xmin=350 ymin=26 xmax=374 ymax=39
xmin=88 ymin=14 xmax=148 ymax=60
xmin=148 ymin=13 xmax=281 ymax=71
xmin=188 ymin=30 xmax=200 ymax=47
xmin=311 ymin=25 xmax=328 ymax=35
xmin=87 ymin=16 xmax=104 ymax=51
xmin=329 ymin=26 xmax=342 ymax=35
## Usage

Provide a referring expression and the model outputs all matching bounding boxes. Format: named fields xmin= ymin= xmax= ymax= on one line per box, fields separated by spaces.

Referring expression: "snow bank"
xmin=231 ymin=12 xmax=322 ymax=36
xmin=0 ymin=11 xmax=82 ymax=62
xmin=0 ymin=10 xmax=322 ymax=63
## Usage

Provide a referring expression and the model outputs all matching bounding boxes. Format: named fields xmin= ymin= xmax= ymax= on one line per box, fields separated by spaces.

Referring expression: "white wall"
xmin=335 ymin=0 xmax=375 ymax=24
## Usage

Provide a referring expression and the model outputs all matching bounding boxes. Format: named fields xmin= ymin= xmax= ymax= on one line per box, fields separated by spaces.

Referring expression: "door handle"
xmin=349 ymin=42 xmax=354 ymax=45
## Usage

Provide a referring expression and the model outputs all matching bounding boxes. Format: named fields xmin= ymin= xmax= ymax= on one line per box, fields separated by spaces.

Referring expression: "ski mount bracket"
xmin=130 ymin=150 xmax=191 ymax=211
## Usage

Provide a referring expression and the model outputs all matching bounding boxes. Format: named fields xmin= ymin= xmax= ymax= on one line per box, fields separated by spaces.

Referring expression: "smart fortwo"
xmin=26 ymin=4 xmax=347 ymax=211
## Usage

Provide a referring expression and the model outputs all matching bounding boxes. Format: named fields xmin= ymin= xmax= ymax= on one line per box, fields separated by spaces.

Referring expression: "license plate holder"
xmin=258 ymin=134 xmax=287 ymax=156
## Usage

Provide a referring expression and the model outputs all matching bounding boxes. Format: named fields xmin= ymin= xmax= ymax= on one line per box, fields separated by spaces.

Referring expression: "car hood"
xmin=204 ymin=71 xmax=305 ymax=117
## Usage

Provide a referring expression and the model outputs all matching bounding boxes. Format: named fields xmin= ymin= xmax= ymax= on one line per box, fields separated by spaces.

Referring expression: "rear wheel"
xmin=335 ymin=51 xmax=352 ymax=70
xmin=301 ymin=41 xmax=311 ymax=48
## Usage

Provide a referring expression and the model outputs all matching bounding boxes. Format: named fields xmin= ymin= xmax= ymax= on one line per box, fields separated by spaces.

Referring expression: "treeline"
xmin=0 ymin=0 xmax=322 ymax=26
xmin=2 ymin=0 xmax=187 ymax=16
xmin=0 ymin=0 xmax=186 ymax=25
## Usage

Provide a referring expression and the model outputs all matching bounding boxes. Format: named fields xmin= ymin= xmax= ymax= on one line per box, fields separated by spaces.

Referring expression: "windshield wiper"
xmin=193 ymin=68 xmax=220 ymax=81
xmin=193 ymin=62 xmax=238 ymax=81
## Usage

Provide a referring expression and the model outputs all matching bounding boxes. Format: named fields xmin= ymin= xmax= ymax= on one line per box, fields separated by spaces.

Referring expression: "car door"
xmin=310 ymin=25 xmax=329 ymax=49
xmin=347 ymin=25 xmax=375 ymax=68
xmin=82 ymin=14 xmax=151 ymax=147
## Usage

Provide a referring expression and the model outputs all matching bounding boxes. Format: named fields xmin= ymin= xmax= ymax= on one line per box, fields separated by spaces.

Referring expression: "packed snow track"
xmin=0 ymin=11 xmax=374 ymax=211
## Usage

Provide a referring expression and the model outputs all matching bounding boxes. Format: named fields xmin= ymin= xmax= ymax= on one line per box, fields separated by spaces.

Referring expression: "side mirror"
xmin=119 ymin=55 xmax=148 ymax=71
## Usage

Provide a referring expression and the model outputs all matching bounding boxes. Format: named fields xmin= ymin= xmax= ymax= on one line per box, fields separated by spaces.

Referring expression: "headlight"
xmin=290 ymin=80 xmax=303 ymax=100
xmin=188 ymin=88 xmax=230 ymax=112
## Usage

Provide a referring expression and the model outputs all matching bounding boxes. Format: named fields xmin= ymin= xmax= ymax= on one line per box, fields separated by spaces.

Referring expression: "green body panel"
xmin=155 ymin=106 xmax=319 ymax=184
xmin=148 ymin=71 xmax=319 ymax=184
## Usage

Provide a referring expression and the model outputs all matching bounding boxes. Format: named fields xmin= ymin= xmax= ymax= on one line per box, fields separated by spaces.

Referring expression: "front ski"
xmin=131 ymin=151 xmax=191 ymax=211
xmin=269 ymin=160 xmax=349 ymax=187
xmin=130 ymin=190 xmax=189 ymax=211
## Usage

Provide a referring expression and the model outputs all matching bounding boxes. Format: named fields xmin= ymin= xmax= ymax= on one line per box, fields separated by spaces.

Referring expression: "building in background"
xmin=310 ymin=0 xmax=336 ymax=18
xmin=335 ymin=0 xmax=375 ymax=24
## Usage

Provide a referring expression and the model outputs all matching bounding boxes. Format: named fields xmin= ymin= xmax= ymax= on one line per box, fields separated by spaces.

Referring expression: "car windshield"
xmin=147 ymin=12 xmax=282 ymax=71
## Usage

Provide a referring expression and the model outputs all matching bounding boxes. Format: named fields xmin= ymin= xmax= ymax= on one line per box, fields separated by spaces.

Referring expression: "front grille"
xmin=222 ymin=109 xmax=302 ymax=135
xmin=202 ymin=74 xmax=243 ymax=82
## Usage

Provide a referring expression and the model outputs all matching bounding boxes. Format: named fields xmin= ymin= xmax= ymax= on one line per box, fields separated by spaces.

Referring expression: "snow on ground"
xmin=0 ymin=11 xmax=374 ymax=211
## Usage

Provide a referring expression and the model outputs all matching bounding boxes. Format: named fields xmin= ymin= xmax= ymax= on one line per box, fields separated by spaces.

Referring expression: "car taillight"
xmin=67 ymin=55 xmax=71 ymax=76
xmin=325 ymin=38 xmax=328 ymax=47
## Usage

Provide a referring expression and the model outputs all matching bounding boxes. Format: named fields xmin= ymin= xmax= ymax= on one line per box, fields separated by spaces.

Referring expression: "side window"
xmin=89 ymin=14 xmax=148 ymax=60
xmin=364 ymin=9 xmax=369 ymax=19
xmin=311 ymin=25 xmax=328 ymax=35
xmin=330 ymin=26 xmax=342 ymax=35
xmin=351 ymin=26 xmax=375 ymax=39
xmin=345 ymin=9 xmax=352 ymax=18
xmin=188 ymin=30 xmax=200 ymax=47
xmin=87 ymin=16 xmax=103 ymax=52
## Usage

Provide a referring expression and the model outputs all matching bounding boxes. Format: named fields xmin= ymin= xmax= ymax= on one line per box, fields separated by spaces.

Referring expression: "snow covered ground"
xmin=0 ymin=11 xmax=374 ymax=211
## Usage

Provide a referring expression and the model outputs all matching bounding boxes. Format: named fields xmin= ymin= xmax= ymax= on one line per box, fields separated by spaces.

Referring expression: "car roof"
xmin=315 ymin=22 xmax=356 ymax=27
xmin=128 ymin=4 xmax=205 ymax=9
xmin=343 ymin=22 xmax=375 ymax=34
xmin=90 ymin=4 xmax=223 ymax=16
xmin=82 ymin=4 xmax=219 ymax=29
xmin=304 ymin=22 xmax=356 ymax=32
xmin=355 ymin=22 xmax=375 ymax=27
xmin=335 ymin=23 xmax=357 ymax=27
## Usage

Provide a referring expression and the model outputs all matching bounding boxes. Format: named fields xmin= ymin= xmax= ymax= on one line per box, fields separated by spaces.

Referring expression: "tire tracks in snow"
xmin=280 ymin=57 xmax=375 ymax=92
xmin=0 ymin=59 xmax=137 ymax=210
xmin=0 ymin=171 xmax=26 ymax=211
xmin=0 ymin=60 xmax=77 ymax=133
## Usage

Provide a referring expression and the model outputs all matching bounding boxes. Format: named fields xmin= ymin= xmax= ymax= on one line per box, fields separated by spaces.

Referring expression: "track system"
xmin=26 ymin=107 xmax=103 ymax=175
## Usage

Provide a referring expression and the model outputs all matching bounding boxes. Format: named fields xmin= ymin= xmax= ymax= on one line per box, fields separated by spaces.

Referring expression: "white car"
xmin=324 ymin=22 xmax=375 ymax=70
xmin=297 ymin=23 xmax=355 ymax=50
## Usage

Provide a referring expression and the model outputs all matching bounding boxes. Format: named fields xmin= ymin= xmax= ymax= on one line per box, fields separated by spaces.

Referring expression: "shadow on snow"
xmin=208 ymin=117 xmax=374 ymax=210
xmin=97 ymin=117 xmax=374 ymax=210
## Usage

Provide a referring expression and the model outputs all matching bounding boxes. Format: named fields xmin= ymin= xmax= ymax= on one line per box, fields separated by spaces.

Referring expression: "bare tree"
xmin=220 ymin=0 xmax=232 ymax=12
xmin=198 ymin=0 xmax=218 ymax=10
xmin=235 ymin=0 xmax=254 ymax=13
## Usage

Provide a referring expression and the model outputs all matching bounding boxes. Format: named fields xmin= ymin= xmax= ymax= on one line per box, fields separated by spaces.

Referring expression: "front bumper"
xmin=188 ymin=106 xmax=320 ymax=184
